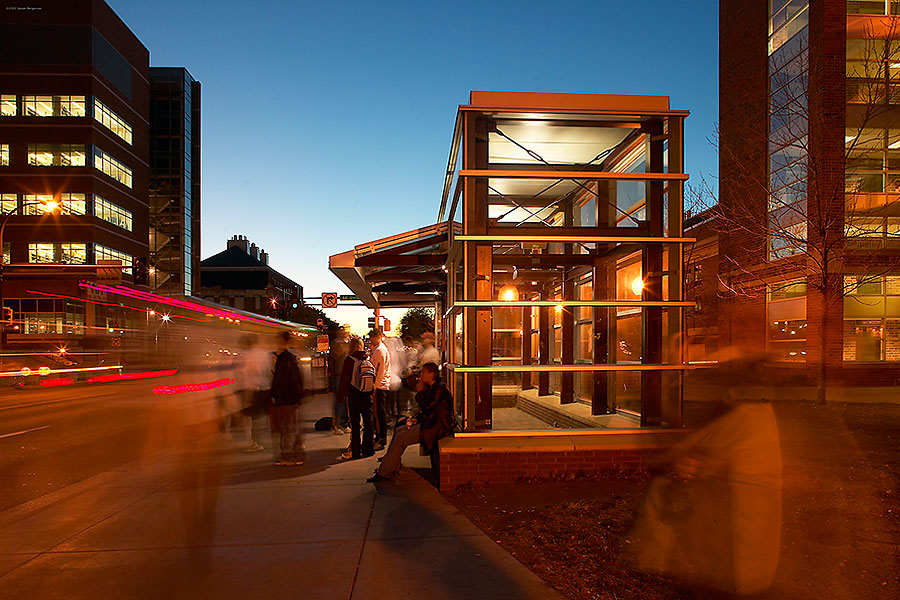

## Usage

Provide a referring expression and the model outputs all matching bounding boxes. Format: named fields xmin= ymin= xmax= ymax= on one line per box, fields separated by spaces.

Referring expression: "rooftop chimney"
xmin=227 ymin=235 xmax=250 ymax=253
xmin=259 ymin=250 xmax=269 ymax=265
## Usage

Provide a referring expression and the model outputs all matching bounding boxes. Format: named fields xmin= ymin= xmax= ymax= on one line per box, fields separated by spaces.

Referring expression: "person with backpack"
xmin=270 ymin=331 xmax=306 ymax=466
xmin=336 ymin=336 xmax=375 ymax=460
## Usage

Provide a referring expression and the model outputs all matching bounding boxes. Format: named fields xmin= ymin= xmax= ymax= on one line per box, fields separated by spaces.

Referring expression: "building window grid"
xmin=93 ymin=148 xmax=132 ymax=188
xmin=28 ymin=243 xmax=87 ymax=265
xmin=22 ymin=193 xmax=86 ymax=216
xmin=94 ymin=244 xmax=133 ymax=274
xmin=1 ymin=194 xmax=16 ymax=213
xmin=847 ymin=1 xmax=900 ymax=15
xmin=1 ymin=95 xmax=16 ymax=117
xmin=22 ymin=95 xmax=86 ymax=118
xmin=1 ymin=144 xmax=9 ymax=166
xmin=94 ymin=195 xmax=133 ymax=231
xmin=768 ymin=4 xmax=809 ymax=260
xmin=2 ymin=298 xmax=85 ymax=336
xmin=93 ymin=98 xmax=133 ymax=145
xmin=27 ymin=144 xmax=87 ymax=167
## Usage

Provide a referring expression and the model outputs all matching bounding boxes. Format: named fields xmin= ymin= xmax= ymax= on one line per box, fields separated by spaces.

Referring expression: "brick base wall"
xmin=439 ymin=448 xmax=654 ymax=492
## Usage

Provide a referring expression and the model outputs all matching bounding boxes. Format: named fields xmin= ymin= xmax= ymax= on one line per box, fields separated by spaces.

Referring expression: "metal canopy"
xmin=328 ymin=221 xmax=458 ymax=309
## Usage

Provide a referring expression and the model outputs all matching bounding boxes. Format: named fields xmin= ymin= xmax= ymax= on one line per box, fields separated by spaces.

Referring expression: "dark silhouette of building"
xmin=199 ymin=235 xmax=303 ymax=319
xmin=149 ymin=67 xmax=201 ymax=297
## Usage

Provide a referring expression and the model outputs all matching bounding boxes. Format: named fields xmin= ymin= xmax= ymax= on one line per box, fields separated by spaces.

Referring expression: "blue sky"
xmin=111 ymin=0 xmax=719 ymax=333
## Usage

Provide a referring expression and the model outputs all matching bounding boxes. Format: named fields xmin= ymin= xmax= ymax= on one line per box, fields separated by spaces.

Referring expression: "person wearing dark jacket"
xmin=336 ymin=337 xmax=375 ymax=460
xmin=368 ymin=362 xmax=454 ymax=482
xmin=270 ymin=331 xmax=305 ymax=466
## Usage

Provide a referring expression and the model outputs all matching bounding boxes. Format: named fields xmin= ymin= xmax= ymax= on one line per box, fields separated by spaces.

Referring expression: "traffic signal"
xmin=316 ymin=318 xmax=324 ymax=329
xmin=367 ymin=316 xmax=376 ymax=330
xmin=291 ymin=302 xmax=298 ymax=309
xmin=2 ymin=306 xmax=12 ymax=325
xmin=133 ymin=257 xmax=149 ymax=285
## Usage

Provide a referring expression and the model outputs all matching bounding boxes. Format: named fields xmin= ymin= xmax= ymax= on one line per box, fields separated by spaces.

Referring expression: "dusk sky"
xmin=112 ymin=0 xmax=719 ymax=333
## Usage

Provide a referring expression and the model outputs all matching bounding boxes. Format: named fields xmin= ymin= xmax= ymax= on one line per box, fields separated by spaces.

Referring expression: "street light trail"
xmin=0 ymin=425 xmax=51 ymax=440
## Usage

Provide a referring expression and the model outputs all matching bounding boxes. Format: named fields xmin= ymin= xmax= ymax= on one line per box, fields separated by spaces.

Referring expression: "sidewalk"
xmin=0 ymin=393 xmax=562 ymax=600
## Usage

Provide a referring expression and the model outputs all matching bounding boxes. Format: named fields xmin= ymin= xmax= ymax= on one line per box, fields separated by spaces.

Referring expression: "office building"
xmin=0 ymin=0 xmax=149 ymax=344
xmin=719 ymin=1 xmax=900 ymax=388
xmin=149 ymin=67 xmax=201 ymax=297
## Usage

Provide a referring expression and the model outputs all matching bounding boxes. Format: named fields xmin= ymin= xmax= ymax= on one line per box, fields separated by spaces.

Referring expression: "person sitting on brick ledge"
xmin=367 ymin=362 xmax=454 ymax=483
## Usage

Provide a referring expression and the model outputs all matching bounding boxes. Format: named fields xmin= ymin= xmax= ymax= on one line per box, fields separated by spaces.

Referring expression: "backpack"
xmin=350 ymin=356 xmax=375 ymax=393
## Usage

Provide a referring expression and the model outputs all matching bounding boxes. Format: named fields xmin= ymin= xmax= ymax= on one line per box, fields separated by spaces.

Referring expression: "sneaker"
xmin=245 ymin=442 xmax=264 ymax=453
xmin=332 ymin=428 xmax=343 ymax=436
xmin=293 ymin=458 xmax=305 ymax=466
xmin=274 ymin=459 xmax=292 ymax=467
xmin=339 ymin=450 xmax=354 ymax=460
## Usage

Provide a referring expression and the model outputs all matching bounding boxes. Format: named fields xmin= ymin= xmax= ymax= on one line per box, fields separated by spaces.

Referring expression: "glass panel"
xmin=1 ymin=95 xmax=16 ymax=116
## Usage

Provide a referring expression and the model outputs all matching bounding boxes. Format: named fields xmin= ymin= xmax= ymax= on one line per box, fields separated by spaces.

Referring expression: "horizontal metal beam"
xmin=444 ymin=364 xmax=694 ymax=373
xmin=451 ymin=300 xmax=694 ymax=308
xmin=487 ymin=226 xmax=649 ymax=238
xmin=461 ymin=169 xmax=689 ymax=181
xmin=365 ymin=271 xmax=445 ymax=283
xmin=355 ymin=254 xmax=446 ymax=267
xmin=458 ymin=235 xmax=695 ymax=244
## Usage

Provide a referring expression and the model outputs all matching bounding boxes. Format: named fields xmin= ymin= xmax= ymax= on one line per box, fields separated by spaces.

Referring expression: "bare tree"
xmin=698 ymin=21 xmax=900 ymax=403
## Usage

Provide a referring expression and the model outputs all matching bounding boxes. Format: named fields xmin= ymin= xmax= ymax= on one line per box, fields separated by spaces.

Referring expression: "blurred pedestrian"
xmin=337 ymin=336 xmax=375 ymax=460
xmin=417 ymin=331 xmax=440 ymax=368
xmin=368 ymin=328 xmax=391 ymax=451
xmin=329 ymin=327 xmax=351 ymax=434
xmin=236 ymin=333 xmax=272 ymax=452
xmin=386 ymin=336 xmax=404 ymax=423
xmin=368 ymin=362 xmax=454 ymax=483
xmin=270 ymin=331 xmax=306 ymax=466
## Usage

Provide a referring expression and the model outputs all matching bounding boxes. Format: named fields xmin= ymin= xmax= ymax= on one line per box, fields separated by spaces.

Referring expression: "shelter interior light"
xmin=631 ymin=277 xmax=644 ymax=295
xmin=499 ymin=285 xmax=519 ymax=302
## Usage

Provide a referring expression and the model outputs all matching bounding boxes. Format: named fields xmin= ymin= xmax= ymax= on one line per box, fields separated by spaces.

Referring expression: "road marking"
xmin=0 ymin=425 xmax=52 ymax=440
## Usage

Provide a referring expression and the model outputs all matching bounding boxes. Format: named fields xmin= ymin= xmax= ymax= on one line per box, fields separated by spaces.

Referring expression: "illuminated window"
xmin=2 ymin=242 xmax=8 ymax=265
xmin=767 ymin=279 xmax=807 ymax=361
xmin=1 ymin=95 xmax=16 ymax=116
xmin=95 ymin=244 xmax=133 ymax=274
xmin=28 ymin=243 xmax=87 ymax=264
xmin=1 ymin=144 xmax=8 ymax=166
xmin=1 ymin=193 xmax=16 ymax=213
xmin=22 ymin=95 xmax=86 ymax=117
xmin=29 ymin=243 xmax=55 ymax=263
xmin=93 ymin=98 xmax=132 ymax=144
xmin=21 ymin=193 xmax=86 ymax=215
xmin=27 ymin=144 xmax=86 ymax=167
xmin=94 ymin=195 xmax=132 ymax=231
xmin=2 ymin=298 xmax=85 ymax=335
xmin=93 ymin=148 xmax=132 ymax=188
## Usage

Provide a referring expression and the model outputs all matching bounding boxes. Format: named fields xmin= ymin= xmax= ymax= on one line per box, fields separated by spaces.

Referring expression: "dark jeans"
xmin=385 ymin=389 xmax=399 ymax=419
xmin=332 ymin=376 xmax=350 ymax=428
xmin=348 ymin=388 xmax=374 ymax=458
xmin=373 ymin=388 xmax=388 ymax=444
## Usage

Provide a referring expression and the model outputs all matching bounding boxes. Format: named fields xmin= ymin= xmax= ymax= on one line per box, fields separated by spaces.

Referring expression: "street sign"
xmin=317 ymin=334 xmax=329 ymax=352
xmin=338 ymin=294 xmax=357 ymax=301
xmin=321 ymin=292 xmax=338 ymax=308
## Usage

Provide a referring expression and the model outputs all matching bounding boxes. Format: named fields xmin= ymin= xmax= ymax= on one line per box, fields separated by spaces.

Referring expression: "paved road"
xmin=0 ymin=374 xmax=224 ymax=512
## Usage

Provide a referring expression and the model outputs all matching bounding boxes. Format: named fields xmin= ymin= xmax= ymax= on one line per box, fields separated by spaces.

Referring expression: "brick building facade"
xmin=717 ymin=1 xmax=900 ymax=390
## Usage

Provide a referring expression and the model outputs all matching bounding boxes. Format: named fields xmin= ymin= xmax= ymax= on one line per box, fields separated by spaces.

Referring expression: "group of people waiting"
xmin=329 ymin=328 xmax=454 ymax=482
xmin=229 ymin=327 xmax=454 ymax=482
